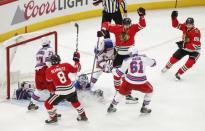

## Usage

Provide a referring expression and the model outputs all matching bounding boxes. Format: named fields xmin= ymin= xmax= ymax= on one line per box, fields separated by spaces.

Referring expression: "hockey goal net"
xmin=0 ymin=31 xmax=58 ymax=99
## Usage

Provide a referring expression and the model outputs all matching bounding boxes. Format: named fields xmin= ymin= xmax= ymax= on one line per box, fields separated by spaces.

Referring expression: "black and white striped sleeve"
xmin=120 ymin=0 xmax=127 ymax=13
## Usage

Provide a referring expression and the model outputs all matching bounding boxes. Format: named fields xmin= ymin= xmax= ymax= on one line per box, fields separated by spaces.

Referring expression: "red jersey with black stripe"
xmin=172 ymin=18 xmax=201 ymax=52
xmin=46 ymin=62 xmax=80 ymax=95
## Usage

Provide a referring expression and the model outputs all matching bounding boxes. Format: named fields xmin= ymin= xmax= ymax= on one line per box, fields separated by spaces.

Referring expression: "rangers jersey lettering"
xmin=113 ymin=54 xmax=156 ymax=84
xmin=35 ymin=47 xmax=54 ymax=70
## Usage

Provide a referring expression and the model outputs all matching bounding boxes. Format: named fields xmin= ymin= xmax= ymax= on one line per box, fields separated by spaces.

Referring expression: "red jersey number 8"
xmin=57 ymin=71 xmax=67 ymax=84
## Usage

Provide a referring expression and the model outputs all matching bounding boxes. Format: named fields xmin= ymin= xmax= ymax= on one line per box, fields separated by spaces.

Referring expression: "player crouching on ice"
xmin=44 ymin=53 xmax=88 ymax=124
xmin=74 ymin=74 xmax=104 ymax=98
xmin=90 ymin=38 xmax=138 ymax=103
xmin=107 ymin=49 xmax=156 ymax=114
xmin=161 ymin=11 xmax=201 ymax=80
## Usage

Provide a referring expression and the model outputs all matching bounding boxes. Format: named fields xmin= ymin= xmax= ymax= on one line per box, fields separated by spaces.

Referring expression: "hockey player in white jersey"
xmin=90 ymin=38 xmax=138 ymax=103
xmin=27 ymin=38 xmax=55 ymax=110
xmin=90 ymin=38 xmax=114 ymax=88
xmin=107 ymin=49 xmax=156 ymax=113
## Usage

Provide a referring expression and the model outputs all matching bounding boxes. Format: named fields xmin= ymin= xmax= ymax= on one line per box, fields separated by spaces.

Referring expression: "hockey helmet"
xmin=104 ymin=39 xmax=114 ymax=50
xmin=123 ymin=18 xmax=132 ymax=26
xmin=186 ymin=17 xmax=194 ymax=25
xmin=77 ymin=74 xmax=89 ymax=86
xmin=50 ymin=54 xmax=61 ymax=65
xmin=42 ymin=37 xmax=51 ymax=47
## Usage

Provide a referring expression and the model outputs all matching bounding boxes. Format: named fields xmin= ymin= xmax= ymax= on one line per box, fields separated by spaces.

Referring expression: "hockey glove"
xmin=73 ymin=51 xmax=80 ymax=62
xmin=171 ymin=10 xmax=178 ymax=19
xmin=176 ymin=41 xmax=185 ymax=49
xmin=103 ymin=63 xmax=113 ymax=73
xmin=97 ymin=30 xmax=107 ymax=37
xmin=93 ymin=0 xmax=102 ymax=6
xmin=137 ymin=7 xmax=146 ymax=17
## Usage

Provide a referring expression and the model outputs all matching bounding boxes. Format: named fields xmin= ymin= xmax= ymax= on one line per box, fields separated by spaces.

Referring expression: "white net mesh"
xmin=0 ymin=31 xmax=57 ymax=99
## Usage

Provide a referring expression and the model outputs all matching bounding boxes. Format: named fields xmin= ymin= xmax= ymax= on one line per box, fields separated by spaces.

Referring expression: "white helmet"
xmin=42 ymin=37 xmax=51 ymax=47
xmin=129 ymin=47 xmax=138 ymax=56
xmin=94 ymin=38 xmax=114 ymax=55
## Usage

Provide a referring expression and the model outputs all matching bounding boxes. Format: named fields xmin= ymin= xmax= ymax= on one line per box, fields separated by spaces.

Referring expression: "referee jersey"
xmin=102 ymin=0 xmax=127 ymax=13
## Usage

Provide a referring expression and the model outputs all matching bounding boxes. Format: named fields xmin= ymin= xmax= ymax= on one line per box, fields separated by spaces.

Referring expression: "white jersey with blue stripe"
xmin=113 ymin=54 xmax=156 ymax=84
xmin=35 ymin=46 xmax=54 ymax=70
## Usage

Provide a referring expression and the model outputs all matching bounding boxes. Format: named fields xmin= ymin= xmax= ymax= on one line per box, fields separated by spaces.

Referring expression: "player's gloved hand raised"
xmin=176 ymin=41 xmax=185 ymax=49
xmin=137 ymin=7 xmax=146 ymax=17
xmin=93 ymin=0 xmax=102 ymax=6
xmin=171 ymin=10 xmax=178 ymax=19
xmin=97 ymin=29 xmax=107 ymax=37
xmin=73 ymin=51 xmax=80 ymax=62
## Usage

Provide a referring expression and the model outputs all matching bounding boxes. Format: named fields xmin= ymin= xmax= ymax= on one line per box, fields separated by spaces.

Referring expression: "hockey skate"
xmin=28 ymin=102 xmax=39 ymax=110
xmin=140 ymin=107 xmax=152 ymax=114
xmin=175 ymin=73 xmax=181 ymax=80
xmin=76 ymin=113 xmax=88 ymax=121
xmin=125 ymin=94 xmax=139 ymax=104
xmin=107 ymin=104 xmax=117 ymax=113
xmin=161 ymin=67 xmax=168 ymax=73
xmin=45 ymin=115 xmax=58 ymax=124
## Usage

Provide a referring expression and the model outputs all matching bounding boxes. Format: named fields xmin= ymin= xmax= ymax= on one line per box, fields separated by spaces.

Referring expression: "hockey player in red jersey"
xmin=107 ymin=49 xmax=156 ymax=114
xmin=161 ymin=11 xmax=201 ymax=80
xmin=28 ymin=38 xmax=55 ymax=110
xmin=97 ymin=7 xmax=146 ymax=100
xmin=44 ymin=53 xmax=88 ymax=124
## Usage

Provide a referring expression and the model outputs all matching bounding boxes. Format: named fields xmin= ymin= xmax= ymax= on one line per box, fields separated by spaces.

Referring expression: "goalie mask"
xmin=77 ymin=74 xmax=89 ymax=86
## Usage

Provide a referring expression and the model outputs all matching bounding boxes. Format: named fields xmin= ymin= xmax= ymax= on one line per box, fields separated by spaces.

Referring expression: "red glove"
xmin=73 ymin=51 xmax=80 ymax=62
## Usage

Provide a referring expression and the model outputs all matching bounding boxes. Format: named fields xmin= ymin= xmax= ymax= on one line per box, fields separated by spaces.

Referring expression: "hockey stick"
xmin=84 ymin=69 xmax=102 ymax=75
xmin=89 ymin=37 xmax=100 ymax=85
xmin=75 ymin=23 xmax=79 ymax=52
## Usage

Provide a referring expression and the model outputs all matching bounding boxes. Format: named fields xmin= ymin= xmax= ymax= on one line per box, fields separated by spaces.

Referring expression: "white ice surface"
xmin=0 ymin=7 xmax=205 ymax=131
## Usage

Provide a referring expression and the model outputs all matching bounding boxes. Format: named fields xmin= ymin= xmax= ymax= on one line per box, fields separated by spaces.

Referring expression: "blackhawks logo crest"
xmin=120 ymin=32 xmax=130 ymax=42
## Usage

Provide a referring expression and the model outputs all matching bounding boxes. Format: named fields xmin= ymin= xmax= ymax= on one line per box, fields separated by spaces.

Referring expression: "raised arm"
xmin=171 ymin=11 xmax=186 ymax=31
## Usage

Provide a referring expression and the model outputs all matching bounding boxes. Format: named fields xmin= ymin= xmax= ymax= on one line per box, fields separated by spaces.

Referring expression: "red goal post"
xmin=0 ymin=31 xmax=58 ymax=99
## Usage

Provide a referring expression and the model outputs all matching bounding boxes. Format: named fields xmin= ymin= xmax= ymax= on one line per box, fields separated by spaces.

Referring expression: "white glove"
xmin=103 ymin=63 xmax=113 ymax=73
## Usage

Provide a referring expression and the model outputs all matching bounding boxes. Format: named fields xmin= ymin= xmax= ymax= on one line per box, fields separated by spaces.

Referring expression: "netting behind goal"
xmin=0 ymin=31 xmax=58 ymax=99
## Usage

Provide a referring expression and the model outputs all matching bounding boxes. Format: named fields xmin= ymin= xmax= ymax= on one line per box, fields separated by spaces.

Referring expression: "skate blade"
xmin=125 ymin=100 xmax=138 ymax=104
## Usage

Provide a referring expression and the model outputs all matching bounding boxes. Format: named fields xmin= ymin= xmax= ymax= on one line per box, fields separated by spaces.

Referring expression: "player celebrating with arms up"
xmin=97 ymin=7 xmax=146 ymax=100
xmin=44 ymin=53 xmax=88 ymax=124
xmin=162 ymin=11 xmax=201 ymax=80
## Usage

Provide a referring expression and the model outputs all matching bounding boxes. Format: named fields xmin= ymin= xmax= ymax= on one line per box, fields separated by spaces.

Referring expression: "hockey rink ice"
xmin=0 ymin=7 xmax=205 ymax=131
